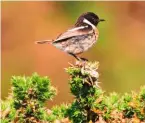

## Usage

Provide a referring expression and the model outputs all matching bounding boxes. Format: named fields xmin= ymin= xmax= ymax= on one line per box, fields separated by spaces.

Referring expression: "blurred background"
xmin=2 ymin=2 xmax=145 ymax=107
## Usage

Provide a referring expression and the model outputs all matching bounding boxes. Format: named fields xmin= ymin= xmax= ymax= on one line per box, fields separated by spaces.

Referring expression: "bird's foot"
xmin=76 ymin=58 xmax=88 ymax=67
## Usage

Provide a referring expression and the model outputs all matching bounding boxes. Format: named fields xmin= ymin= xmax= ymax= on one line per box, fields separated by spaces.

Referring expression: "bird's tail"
xmin=35 ymin=40 xmax=53 ymax=44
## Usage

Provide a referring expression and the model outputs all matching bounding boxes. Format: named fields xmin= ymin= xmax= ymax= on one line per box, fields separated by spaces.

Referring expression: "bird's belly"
xmin=79 ymin=34 xmax=97 ymax=52
xmin=53 ymin=34 xmax=97 ymax=55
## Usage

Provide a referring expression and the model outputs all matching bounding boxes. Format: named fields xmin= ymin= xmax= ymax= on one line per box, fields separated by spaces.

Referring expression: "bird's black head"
xmin=75 ymin=12 xmax=105 ymax=27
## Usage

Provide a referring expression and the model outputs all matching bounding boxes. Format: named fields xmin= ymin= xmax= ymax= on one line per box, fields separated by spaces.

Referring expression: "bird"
xmin=36 ymin=12 xmax=105 ymax=61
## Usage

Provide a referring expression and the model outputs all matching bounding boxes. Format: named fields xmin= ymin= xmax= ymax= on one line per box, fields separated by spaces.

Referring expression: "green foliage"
xmin=65 ymin=61 xmax=145 ymax=123
xmin=1 ymin=62 xmax=145 ymax=123
xmin=1 ymin=99 xmax=16 ymax=123
xmin=66 ymin=61 xmax=101 ymax=123
xmin=46 ymin=104 xmax=68 ymax=122
xmin=1 ymin=73 xmax=56 ymax=122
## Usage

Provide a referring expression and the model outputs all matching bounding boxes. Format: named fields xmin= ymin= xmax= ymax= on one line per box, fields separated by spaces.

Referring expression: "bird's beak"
xmin=99 ymin=19 xmax=105 ymax=22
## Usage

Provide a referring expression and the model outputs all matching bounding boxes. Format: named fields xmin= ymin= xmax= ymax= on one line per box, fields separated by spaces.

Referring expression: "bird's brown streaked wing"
xmin=53 ymin=27 xmax=94 ymax=43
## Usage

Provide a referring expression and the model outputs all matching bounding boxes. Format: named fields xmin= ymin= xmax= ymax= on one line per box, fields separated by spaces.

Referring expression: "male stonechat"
xmin=36 ymin=12 xmax=105 ymax=60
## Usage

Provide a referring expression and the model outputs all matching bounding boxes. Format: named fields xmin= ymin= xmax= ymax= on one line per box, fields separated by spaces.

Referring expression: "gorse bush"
xmin=1 ymin=61 xmax=145 ymax=123
xmin=1 ymin=73 xmax=56 ymax=123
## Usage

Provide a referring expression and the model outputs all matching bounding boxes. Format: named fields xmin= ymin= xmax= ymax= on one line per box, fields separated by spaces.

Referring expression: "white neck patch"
xmin=68 ymin=26 xmax=88 ymax=32
xmin=83 ymin=18 xmax=96 ymax=30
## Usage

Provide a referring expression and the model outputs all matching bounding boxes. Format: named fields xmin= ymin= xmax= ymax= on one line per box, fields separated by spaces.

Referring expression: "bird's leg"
xmin=80 ymin=57 xmax=88 ymax=61
xmin=69 ymin=53 xmax=88 ymax=62
xmin=69 ymin=53 xmax=82 ymax=61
